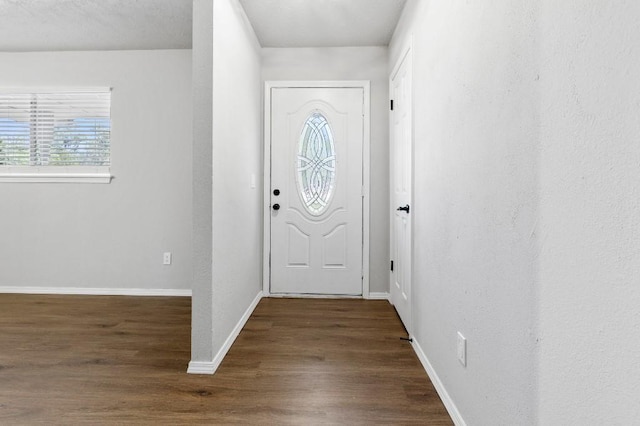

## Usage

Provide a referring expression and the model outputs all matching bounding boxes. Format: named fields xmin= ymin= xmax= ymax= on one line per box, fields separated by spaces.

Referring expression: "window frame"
xmin=0 ymin=87 xmax=113 ymax=184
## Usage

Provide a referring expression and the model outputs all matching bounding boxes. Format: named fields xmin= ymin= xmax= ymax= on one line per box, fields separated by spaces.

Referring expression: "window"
xmin=0 ymin=88 xmax=112 ymax=183
xmin=296 ymin=112 xmax=336 ymax=215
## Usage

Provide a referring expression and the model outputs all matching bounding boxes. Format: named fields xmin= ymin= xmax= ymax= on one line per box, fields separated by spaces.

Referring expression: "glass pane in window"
xmin=297 ymin=112 xmax=336 ymax=215
xmin=0 ymin=91 xmax=110 ymax=167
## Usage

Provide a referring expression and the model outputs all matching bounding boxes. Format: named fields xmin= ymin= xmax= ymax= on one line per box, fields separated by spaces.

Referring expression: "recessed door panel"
xmin=322 ymin=224 xmax=347 ymax=269
xmin=287 ymin=223 xmax=310 ymax=267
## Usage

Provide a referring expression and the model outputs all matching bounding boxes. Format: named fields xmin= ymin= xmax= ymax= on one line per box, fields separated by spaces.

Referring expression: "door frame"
xmin=263 ymin=81 xmax=371 ymax=298
xmin=389 ymin=40 xmax=414 ymax=335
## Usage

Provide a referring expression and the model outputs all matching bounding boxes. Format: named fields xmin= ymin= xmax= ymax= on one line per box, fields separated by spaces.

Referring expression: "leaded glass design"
xmin=296 ymin=112 xmax=336 ymax=215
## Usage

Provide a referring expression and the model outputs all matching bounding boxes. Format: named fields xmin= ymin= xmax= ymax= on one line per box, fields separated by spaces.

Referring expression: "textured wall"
xmin=392 ymin=0 xmax=640 ymax=424
xmin=390 ymin=1 xmax=540 ymax=424
xmin=0 ymin=50 xmax=192 ymax=292
xmin=191 ymin=0 xmax=215 ymax=362
xmin=210 ymin=0 xmax=263 ymax=354
xmin=538 ymin=1 xmax=640 ymax=423
xmin=261 ymin=46 xmax=390 ymax=294
xmin=191 ymin=0 xmax=263 ymax=365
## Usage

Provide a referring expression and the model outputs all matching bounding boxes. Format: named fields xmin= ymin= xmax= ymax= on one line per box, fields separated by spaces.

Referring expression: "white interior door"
xmin=390 ymin=48 xmax=413 ymax=333
xmin=270 ymin=87 xmax=364 ymax=295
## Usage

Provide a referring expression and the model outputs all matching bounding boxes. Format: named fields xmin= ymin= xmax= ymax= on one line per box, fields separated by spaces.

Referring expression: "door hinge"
xmin=390 ymin=99 xmax=394 ymax=111
xmin=390 ymin=260 xmax=394 ymax=271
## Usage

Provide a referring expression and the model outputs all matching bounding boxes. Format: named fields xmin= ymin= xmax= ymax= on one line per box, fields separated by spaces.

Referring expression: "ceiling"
xmin=239 ymin=0 xmax=407 ymax=47
xmin=0 ymin=0 xmax=193 ymax=51
xmin=0 ymin=0 xmax=406 ymax=52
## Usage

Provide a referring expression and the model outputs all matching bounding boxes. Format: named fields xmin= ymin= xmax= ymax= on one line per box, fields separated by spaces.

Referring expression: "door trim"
xmin=263 ymin=81 xmax=371 ymax=298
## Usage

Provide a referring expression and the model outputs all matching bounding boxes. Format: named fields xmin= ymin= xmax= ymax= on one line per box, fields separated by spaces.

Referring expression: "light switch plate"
xmin=457 ymin=332 xmax=467 ymax=367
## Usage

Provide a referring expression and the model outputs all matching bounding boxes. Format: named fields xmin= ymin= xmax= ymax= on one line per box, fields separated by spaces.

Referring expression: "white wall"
xmin=393 ymin=0 xmax=640 ymax=424
xmin=390 ymin=1 xmax=539 ymax=424
xmin=0 ymin=50 xmax=193 ymax=292
xmin=191 ymin=0 xmax=215 ymax=361
xmin=211 ymin=0 xmax=263 ymax=354
xmin=538 ymin=1 xmax=640 ymax=423
xmin=262 ymin=47 xmax=390 ymax=294
xmin=191 ymin=0 xmax=263 ymax=367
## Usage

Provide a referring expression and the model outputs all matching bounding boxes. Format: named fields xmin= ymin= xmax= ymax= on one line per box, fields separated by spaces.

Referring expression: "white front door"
xmin=390 ymin=48 xmax=413 ymax=333
xmin=269 ymin=87 xmax=364 ymax=295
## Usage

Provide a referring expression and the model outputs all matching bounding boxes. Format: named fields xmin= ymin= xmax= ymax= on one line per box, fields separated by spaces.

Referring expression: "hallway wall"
xmin=191 ymin=0 xmax=215 ymax=362
xmin=392 ymin=0 xmax=640 ymax=424
xmin=191 ymin=0 xmax=263 ymax=368
xmin=262 ymin=47 xmax=390 ymax=294
xmin=210 ymin=0 xmax=263 ymax=361
xmin=390 ymin=1 xmax=539 ymax=424
xmin=537 ymin=0 xmax=640 ymax=423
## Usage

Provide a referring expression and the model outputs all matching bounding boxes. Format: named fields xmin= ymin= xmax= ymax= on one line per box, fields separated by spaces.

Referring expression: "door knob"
xmin=397 ymin=204 xmax=410 ymax=213
xmin=273 ymin=203 xmax=280 ymax=211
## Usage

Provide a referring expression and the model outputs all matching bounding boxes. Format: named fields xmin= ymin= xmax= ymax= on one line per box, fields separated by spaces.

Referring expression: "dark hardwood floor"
xmin=0 ymin=294 xmax=452 ymax=425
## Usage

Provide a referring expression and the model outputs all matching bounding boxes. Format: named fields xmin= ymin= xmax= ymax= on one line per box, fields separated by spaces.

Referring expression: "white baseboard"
xmin=185 ymin=361 xmax=216 ymax=375
xmin=367 ymin=292 xmax=390 ymax=300
xmin=187 ymin=290 xmax=263 ymax=375
xmin=0 ymin=286 xmax=192 ymax=297
xmin=412 ymin=338 xmax=467 ymax=426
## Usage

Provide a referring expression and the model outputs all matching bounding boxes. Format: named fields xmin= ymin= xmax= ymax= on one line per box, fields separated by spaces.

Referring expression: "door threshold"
xmin=267 ymin=293 xmax=363 ymax=299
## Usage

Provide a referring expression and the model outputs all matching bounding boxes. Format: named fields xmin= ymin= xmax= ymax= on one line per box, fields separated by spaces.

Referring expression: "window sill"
xmin=0 ymin=167 xmax=112 ymax=183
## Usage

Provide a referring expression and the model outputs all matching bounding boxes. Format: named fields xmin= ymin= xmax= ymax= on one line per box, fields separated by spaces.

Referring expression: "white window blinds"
xmin=0 ymin=90 xmax=111 ymax=167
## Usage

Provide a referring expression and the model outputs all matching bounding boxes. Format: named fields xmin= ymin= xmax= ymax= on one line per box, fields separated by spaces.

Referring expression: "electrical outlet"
xmin=457 ymin=332 xmax=467 ymax=367
xmin=163 ymin=252 xmax=172 ymax=265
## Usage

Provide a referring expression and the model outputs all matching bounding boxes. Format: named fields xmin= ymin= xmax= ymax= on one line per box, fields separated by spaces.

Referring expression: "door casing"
xmin=263 ymin=81 xmax=371 ymax=298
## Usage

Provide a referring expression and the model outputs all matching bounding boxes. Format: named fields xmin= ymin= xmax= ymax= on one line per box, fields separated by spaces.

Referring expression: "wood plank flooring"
xmin=0 ymin=294 xmax=452 ymax=425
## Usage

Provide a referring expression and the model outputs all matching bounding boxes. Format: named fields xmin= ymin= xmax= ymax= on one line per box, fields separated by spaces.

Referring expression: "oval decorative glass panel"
xmin=296 ymin=112 xmax=336 ymax=215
